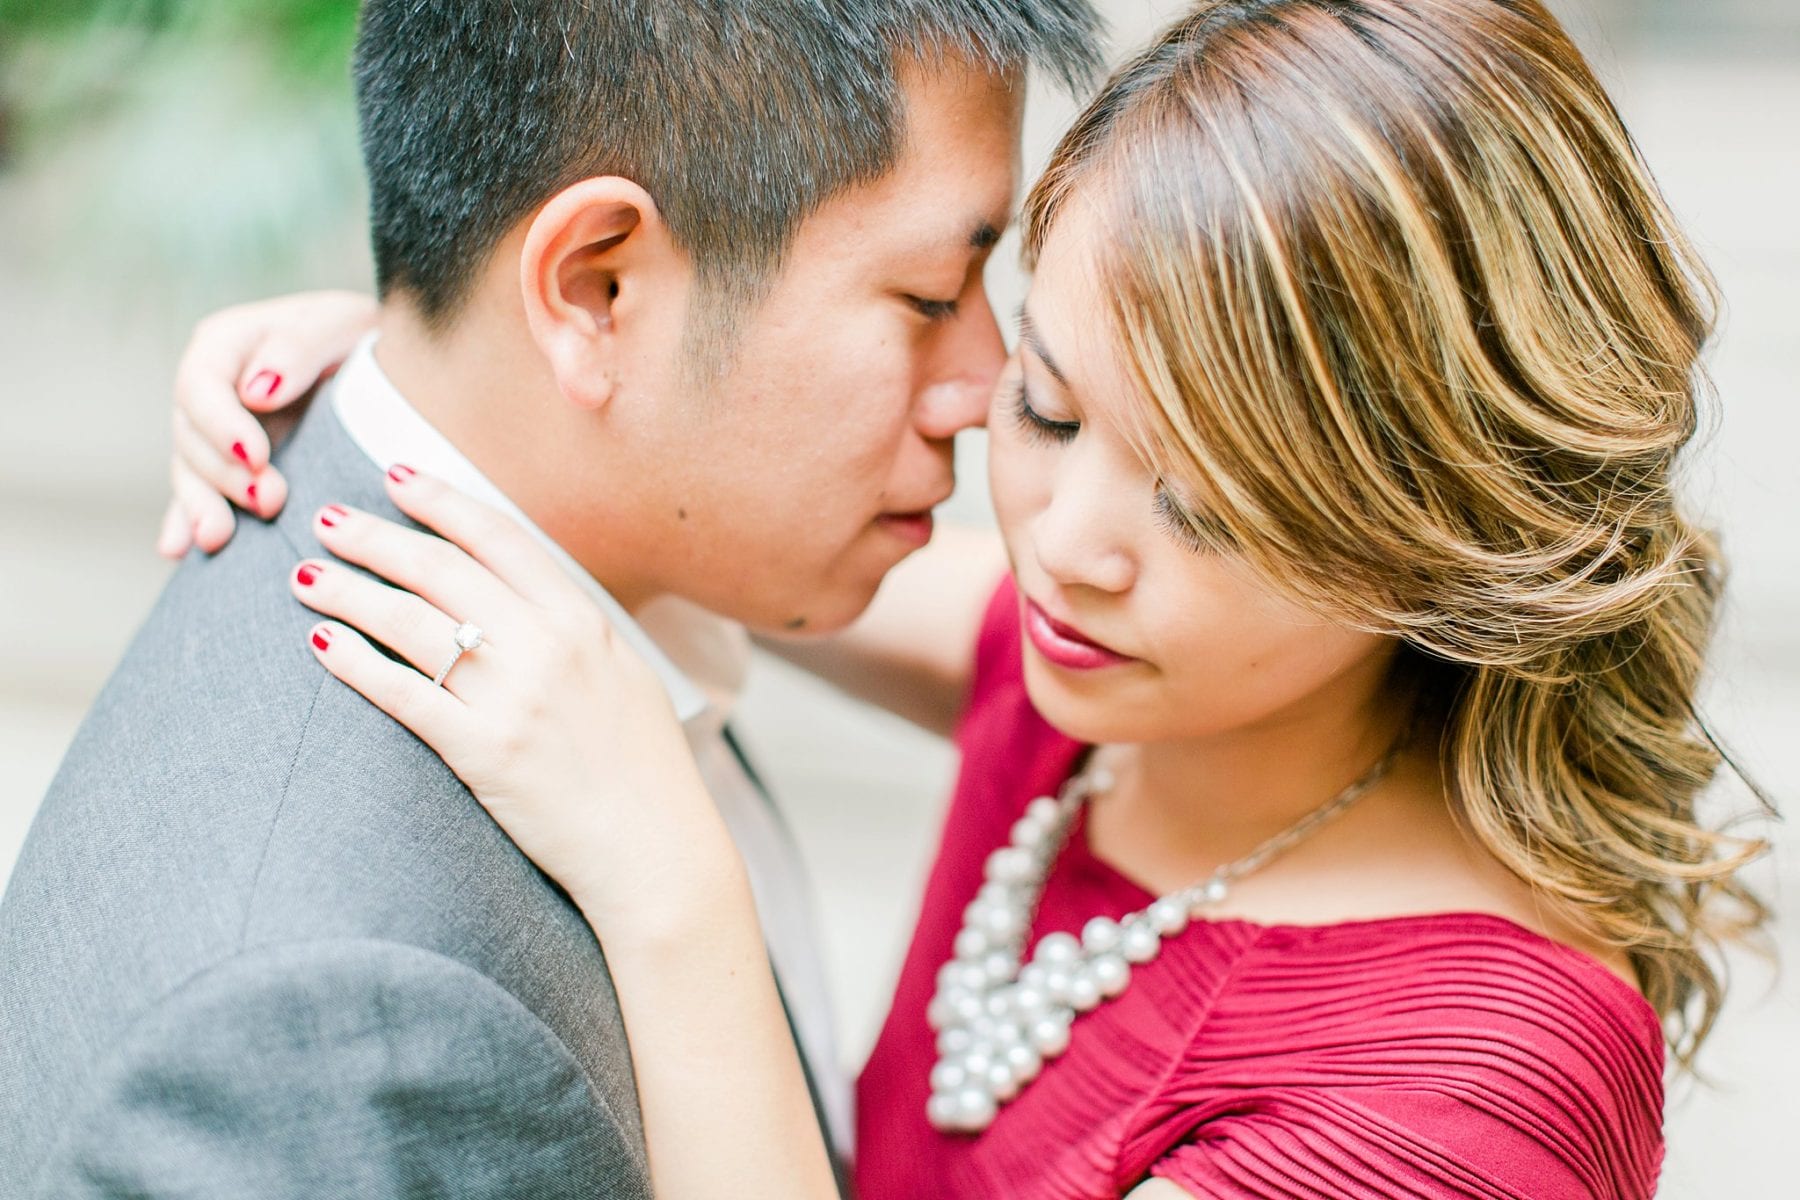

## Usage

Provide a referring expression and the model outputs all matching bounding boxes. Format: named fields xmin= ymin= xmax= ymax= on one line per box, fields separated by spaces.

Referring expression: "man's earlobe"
xmin=519 ymin=177 xmax=661 ymax=411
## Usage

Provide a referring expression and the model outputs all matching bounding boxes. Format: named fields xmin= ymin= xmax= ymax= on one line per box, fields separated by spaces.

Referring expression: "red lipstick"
xmin=1023 ymin=599 xmax=1134 ymax=671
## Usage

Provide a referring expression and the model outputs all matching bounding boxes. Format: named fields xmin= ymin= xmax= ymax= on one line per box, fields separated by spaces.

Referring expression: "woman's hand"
xmin=160 ymin=290 xmax=378 ymax=560
xmin=291 ymin=465 xmax=730 ymax=925
xmin=294 ymin=470 xmax=840 ymax=1200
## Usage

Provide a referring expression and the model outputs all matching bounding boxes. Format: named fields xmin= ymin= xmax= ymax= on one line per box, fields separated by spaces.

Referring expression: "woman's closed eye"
xmin=1155 ymin=486 xmax=1234 ymax=554
xmin=1011 ymin=380 xmax=1080 ymax=444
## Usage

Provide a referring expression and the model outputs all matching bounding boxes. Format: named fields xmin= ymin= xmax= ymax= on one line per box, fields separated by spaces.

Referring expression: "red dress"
xmin=853 ymin=580 xmax=1665 ymax=1199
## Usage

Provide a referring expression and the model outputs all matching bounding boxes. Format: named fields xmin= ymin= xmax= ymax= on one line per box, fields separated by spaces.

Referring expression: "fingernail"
xmin=311 ymin=626 xmax=333 ymax=652
xmin=295 ymin=562 xmax=322 ymax=587
xmin=387 ymin=464 xmax=416 ymax=484
xmin=246 ymin=481 xmax=259 ymax=506
xmin=231 ymin=441 xmax=250 ymax=465
xmin=246 ymin=370 xmax=282 ymax=401
xmin=318 ymin=504 xmax=349 ymax=528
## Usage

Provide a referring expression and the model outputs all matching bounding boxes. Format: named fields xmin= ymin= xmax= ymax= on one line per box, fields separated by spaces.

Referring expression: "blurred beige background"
xmin=2 ymin=2 xmax=1794 ymax=1194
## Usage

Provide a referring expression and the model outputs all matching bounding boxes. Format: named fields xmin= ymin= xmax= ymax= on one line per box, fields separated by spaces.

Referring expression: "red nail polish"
xmin=319 ymin=505 xmax=348 ymax=528
xmin=296 ymin=563 xmax=321 ymax=587
xmin=246 ymin=482 xmax=259 ymax=505
xmin=387 ymin=464 xmax=416 ymax=484
xmin=247 ymin=370 xmax=282 ymax=401
xmin=311 ymin=627 xmax=333 ymax=652
xmin=231 ymin=441 xmax=250 ymax=465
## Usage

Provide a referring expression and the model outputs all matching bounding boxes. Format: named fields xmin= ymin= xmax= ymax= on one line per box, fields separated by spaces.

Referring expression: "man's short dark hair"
xmin=353 ymin=0 xmax=1103 ymax=339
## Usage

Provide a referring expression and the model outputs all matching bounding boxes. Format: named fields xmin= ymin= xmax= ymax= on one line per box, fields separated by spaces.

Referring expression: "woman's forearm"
xmin=575 ymin=815 xmax=840 ymax=1200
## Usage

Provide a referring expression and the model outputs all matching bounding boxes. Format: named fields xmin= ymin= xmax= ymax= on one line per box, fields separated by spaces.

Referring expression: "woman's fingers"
xmin=382 ymin=467 xmax=577 ymax=606
xmin=174 ymin=308 xmax=284 ymax=475
xmin=290 ymin=557 xmax=493 ymax=695
xmin=172 ymin=459 xmax=237 ymax=555
xmin=310 ymin=502 xmax=530 ymax=633
xmin=307 ymin=620 xmax=467 ymax=753
xmin=155 ymin=500 xmax=193 ymax=560
xmin=234 ymin=291 xmax=377 ymax=414
xmin=173 ymin=409 xmax=262 ymax=515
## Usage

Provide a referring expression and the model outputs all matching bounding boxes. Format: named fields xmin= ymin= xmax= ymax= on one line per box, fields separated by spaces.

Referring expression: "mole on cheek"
xmin=677 ymin=507 xmax=688 ymax=521
xmin=785 ymin=616 xmax=808 ymax=631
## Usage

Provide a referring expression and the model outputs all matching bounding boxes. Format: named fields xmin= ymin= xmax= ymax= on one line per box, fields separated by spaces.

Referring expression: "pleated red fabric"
xmin=854 ymin=579 xmax=1666 ymax=1199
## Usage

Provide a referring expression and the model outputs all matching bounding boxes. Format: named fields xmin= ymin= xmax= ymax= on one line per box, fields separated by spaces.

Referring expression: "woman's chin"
xmin=1020 ymin=652 xmax=1164 ymax=746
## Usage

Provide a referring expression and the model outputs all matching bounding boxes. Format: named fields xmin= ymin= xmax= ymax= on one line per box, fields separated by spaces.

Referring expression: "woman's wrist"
xmin=569 ymin=797 xmax=754 ymax=953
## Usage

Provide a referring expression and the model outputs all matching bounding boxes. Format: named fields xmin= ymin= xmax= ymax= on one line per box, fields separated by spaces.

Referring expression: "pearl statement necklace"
xmin=924 ymin=746 xmax=1400 ymax=1134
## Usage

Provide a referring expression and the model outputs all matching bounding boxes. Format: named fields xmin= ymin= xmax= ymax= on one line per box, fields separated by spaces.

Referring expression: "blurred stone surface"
xmin=2 ymin=3 xmax=1794 ymax=1194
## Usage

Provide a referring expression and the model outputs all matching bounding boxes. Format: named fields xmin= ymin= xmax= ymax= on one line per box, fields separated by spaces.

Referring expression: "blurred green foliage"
xmin=0 ymin=0 xmax=367 ymax=316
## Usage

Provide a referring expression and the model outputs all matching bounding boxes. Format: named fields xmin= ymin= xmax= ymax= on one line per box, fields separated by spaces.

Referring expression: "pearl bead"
xmin=1041 ymin=967 xmax=1073 ymax=1004
xmin=986 ymin=1061 xmax=1020 ymax=1101
xmin=1010 ymin=816 xmax=1047 ymax=849
xmin=1026 ymin=796 xmax=1060 ymax=826
xmin=1091 ymin=953 xmax=1131 ymax=997
xmin=952 ymin=992 xmax=983 ymax=1025
xmin=1011 ymin=984 xmax=1048 ymax=1018
xmin=955 ymin=1086 xmax=997 ymax=1130
xmin=1033 ymin=931 xmax=1081 ymax=967
xmin=1081 ymin=916 xmax=1122 ymax=955
xmin=930 ymin=1060 xmax=968 ymax=1092
xmin=1148 ymin=897 xmax=1189 ymax=937
xmin=978 ymin=881 xmax=1013 ymax=908
xmin=1202 ymin=876 xmax=1230 ymax=905
xmin=991 ymin=1020 xmax=1024 ymax=1046
xmin=937 ymin=1027 xmax=974 ymax=1056
xmin=926 ymin=995 xmax=955 ymax=1030
xmin=956 ymin=962 xmax=989 ymax=992
xmin=927 ymin=1092 xmax=960 ymax=1130
xmin=1018 ymin=963 xmax=1049 ymax=991
xmin=1004 ymin=1042 xmax=1043 ymax=1083
xmin=1121 ymin=921 xmax=1162 ymax=963
xmin=982 ymin=949 xmax=1017 ymax=983
xmin=984 ymin=992 xmax=1011 ymax=1019
xmin=1066 ymin=970 xmax=1102 ymax=1012
xmin=986 ymin=847 xmax=1033 ymax=885
xmin=1030 ymin=1014 xmax=1072 ymax=1057
xmin=980 ymin=905 xmax=1024 ymax=942
xmin=954 ymin=927 xmax=990 ymax=962
xmin=962 ymin=1049 xmax=995 ymax=1080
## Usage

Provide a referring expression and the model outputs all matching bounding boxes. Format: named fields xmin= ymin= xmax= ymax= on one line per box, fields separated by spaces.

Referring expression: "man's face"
xmin=609 ymin=62 xmax=1022 ymax=634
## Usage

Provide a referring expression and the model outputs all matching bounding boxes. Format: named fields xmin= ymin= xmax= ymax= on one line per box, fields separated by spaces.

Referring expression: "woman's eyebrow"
xmin=1016 ymin=306 xmax=1072 ymax=388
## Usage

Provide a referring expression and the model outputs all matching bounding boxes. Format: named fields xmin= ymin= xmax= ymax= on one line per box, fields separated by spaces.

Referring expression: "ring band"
xmin=431 ymin=621 xmax=485 ymax=688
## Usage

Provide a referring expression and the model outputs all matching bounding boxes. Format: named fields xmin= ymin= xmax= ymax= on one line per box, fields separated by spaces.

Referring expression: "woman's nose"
xmin=1030 ymin=462 xmax=1138 ymax=596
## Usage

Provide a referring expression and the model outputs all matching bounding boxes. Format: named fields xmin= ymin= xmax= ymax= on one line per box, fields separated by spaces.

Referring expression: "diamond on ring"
xmin=432 ymin=621 xmax=486 ymax=688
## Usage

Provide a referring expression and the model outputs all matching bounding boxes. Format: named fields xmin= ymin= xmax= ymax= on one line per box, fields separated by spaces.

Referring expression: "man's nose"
xmin=914 ymin=292 xmax=1006 ymax=440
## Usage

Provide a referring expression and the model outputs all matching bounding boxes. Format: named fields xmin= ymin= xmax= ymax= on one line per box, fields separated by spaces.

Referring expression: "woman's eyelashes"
xmin=1011 ymin=380 xmax=1080 ymax=444
xmin=1155 ymin=488 xmax=1233 ymax=554
xmin=1012 ymin=379 xmax=1232 ymax=555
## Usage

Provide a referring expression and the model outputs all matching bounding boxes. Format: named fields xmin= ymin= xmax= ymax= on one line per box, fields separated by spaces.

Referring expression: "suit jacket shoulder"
xmin=0 ymin=399 xmax=643 ymax=1194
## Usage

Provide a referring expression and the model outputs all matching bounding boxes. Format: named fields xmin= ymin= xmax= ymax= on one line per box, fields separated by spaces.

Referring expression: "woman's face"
xmin=989 ymin=194 xmax=1398 ymax=747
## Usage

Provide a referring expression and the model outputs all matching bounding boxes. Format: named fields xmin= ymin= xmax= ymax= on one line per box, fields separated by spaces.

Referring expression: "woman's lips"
xmin=1023 ymin=599 xmax=1135 ymax=671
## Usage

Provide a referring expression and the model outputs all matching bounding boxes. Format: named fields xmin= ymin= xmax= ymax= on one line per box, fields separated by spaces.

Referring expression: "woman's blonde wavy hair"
xmin=1024 ymin=0 xmax=1770 ymax=1065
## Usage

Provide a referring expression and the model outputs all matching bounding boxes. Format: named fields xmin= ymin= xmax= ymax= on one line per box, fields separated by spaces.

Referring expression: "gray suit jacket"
xmin=0 ymin=401 xmax=652 ymax=1197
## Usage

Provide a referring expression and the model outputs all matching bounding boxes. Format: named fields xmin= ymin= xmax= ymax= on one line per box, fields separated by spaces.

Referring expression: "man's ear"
xmin=519 ymin=177 xmax=679 ymax=411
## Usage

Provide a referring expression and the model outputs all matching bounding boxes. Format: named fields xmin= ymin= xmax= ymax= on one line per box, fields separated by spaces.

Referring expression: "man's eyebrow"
xmin=969 ymin=221 xmax=1003 ymax=251
xmin=1016 ymin=306 xmax=1071 ymax=388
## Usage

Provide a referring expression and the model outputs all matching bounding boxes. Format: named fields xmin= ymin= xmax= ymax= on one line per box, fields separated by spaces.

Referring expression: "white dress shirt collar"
xmin=327 ymin=333 xmax=713 ymax=724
